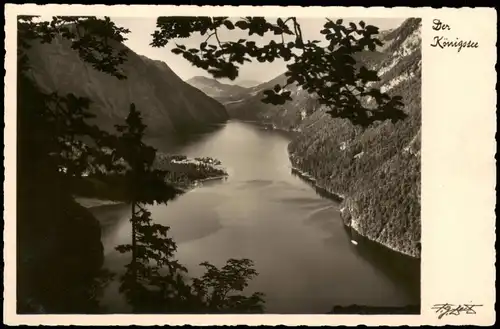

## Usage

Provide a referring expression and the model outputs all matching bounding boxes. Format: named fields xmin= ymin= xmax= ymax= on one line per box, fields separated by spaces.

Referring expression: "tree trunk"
xmin=131 ymin=201 xmax=137 ymax=262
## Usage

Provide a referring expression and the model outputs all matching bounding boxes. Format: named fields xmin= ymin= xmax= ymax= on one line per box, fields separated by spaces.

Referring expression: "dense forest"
xmin=155 ymin=154 xmax=228 ymax=189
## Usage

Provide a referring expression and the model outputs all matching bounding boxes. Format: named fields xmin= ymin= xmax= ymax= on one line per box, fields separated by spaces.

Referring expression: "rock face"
xmin=25 ymin=37 xmax=229 ymax=136
xmin=229 ymin=18 xmax=422 ymax=258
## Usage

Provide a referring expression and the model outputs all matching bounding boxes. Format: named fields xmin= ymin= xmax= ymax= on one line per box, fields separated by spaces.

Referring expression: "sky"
xmin=109 ymin=17 xmax=407 ymax=85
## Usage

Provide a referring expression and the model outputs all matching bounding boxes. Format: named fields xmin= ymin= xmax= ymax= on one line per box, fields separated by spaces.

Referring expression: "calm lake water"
xmin=93 ymin=120 xmax=420 ymax=314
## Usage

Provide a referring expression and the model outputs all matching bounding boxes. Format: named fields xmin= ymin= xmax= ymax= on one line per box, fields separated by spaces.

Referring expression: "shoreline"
xmin=74 ymin=197 xmax=124 ymax=209
xmin=289 ymin=166 xmax=346 ymax=203
xmin=75 ymin=174 xmax=229 ymax=210
xmin=288 ymin=151 xmax=420 ymax=260
xmin=175 ymin=174 xmax=229 ymax=192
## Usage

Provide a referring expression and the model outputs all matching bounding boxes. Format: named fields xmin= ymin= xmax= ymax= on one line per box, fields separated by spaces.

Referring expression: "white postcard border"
xmin=3 ymin=4 xmax=497 ymax=326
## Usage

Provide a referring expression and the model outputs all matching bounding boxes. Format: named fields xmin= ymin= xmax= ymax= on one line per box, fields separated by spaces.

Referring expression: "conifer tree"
xmin=111 ymin=103 xmax=185 ymax=312
xmin=112 ymin=104 xmax=265 ymax=313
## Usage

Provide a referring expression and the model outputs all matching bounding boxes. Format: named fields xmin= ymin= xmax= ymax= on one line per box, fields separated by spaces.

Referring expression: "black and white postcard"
xmin=3 ymin=4 xmax=496 ymax=326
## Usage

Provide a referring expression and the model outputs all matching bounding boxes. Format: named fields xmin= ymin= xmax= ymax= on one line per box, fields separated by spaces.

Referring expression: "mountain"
xmin=228 ymin=18 xmax=422 ymax=258
xmin=24 ymin=37 xmax=229 ymax=136
xmin=224 ymin=49 xmax=388 ymax=130
xmin=237 ymin=79 xmax=261 ymax=88
xmin=186 ymin=76 xmax=249 ymax=102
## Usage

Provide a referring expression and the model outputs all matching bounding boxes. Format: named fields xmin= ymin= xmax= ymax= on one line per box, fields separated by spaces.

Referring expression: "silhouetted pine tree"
xmin=110 ymin=104 xmax=185 ymax=312
xmin=111 ymin=104 xmax=265 ymax=313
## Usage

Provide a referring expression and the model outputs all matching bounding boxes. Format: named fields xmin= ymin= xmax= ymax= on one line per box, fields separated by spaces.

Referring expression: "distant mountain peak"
xmin=186 ymin=76 xmax=249 ymax=100
xmin=237 ymin=80 xmax=261 ymax=88
xmin=188 ymin=75 xmax=219 ymax=83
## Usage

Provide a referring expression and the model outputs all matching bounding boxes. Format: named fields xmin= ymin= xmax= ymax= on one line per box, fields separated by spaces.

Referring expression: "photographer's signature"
xmin=432 ymin=303 xmax=483 ymax=319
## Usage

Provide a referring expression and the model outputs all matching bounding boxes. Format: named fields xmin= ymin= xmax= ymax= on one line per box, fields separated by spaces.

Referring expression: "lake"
xmin=93 ymin=120 xmax=420 ymax=314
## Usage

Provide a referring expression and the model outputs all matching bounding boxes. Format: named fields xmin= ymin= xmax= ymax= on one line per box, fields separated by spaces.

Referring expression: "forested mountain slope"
xmin=289 ymin=18 xmax=422 ymax=257
xmin=24 ymin=35 xmax=229 ymax=136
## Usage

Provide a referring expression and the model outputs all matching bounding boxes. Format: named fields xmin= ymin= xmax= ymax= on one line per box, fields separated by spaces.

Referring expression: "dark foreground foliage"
xmin=17 ymin=15 xmax=264 ymax=313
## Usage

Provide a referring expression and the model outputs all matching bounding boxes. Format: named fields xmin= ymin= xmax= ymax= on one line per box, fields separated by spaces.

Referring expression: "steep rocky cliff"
xmin=227 ymin=18 xmax=422 ymax=258
xmin=25 ymin=37 xmax=229 ymax=136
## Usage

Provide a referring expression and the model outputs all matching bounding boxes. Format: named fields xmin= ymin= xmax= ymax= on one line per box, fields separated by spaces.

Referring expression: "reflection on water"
xmin=342 ymin=226 xmax=421 ymax=308
xmin=145 ymin=123 xmax=227 ymax=154
xmin=291 ymin=169 xmax=421 ymax=306
xmin=93 ymin=120 xmax=420 ymax=314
